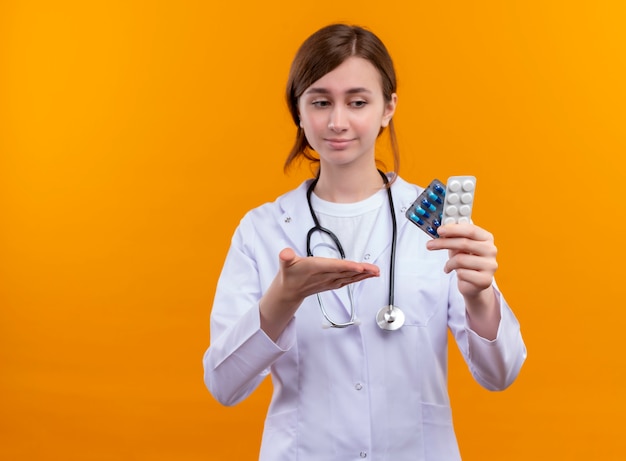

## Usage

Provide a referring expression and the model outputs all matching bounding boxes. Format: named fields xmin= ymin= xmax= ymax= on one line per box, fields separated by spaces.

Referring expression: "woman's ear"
xmin=381 ymin=93 xmax=398 ymax=128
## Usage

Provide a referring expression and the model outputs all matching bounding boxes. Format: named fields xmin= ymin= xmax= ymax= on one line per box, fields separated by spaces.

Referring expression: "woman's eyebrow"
xmin=304 ymin=87 xmax=373 ymax=95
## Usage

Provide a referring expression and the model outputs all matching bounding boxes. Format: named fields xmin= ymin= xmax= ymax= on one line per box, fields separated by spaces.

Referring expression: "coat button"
xmin=355 ymin=383 xmax=363 ymax=390
xmin=360 ymin=451 xmax=367 ymax=458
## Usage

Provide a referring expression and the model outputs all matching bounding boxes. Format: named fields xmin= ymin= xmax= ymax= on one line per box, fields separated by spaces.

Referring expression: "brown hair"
xmin=284 ymin=24 xmax=399 ymax=175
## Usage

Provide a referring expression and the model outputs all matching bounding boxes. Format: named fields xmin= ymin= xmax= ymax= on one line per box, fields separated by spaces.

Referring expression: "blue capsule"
xmin=427 ymin=227 xmax=438 ymax=236
xmin=414 ymin=207 xmax=429 ymax=218
xmin=433 ymin=219 xmax=441 ymax=228
xmin=421 ymin=199 xmax=437 ymax=212
xmin=434 ymin=184 xmax=445 ymax=195
xmin=428 ymin=191 xmax=443 ymax=204
xmin=410 ymin=213 xmax=424 ymax=225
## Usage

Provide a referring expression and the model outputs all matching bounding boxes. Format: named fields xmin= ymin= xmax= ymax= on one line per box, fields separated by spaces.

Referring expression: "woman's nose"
xmin=328 ymin=108 xmax=348 ymax=132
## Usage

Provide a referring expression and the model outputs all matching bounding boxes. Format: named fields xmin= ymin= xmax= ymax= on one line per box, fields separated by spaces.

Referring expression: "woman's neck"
xmin=313 ymin=167 xmax=385 ymax=203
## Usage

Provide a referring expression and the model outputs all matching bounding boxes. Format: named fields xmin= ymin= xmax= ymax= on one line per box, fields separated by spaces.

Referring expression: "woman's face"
xmin=298 ymin=57 xmax=397 ymax=171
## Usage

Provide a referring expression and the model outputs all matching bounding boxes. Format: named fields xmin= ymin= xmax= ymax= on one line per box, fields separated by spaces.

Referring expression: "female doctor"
xmin=203 ymin=23 xmax=526 ymax=461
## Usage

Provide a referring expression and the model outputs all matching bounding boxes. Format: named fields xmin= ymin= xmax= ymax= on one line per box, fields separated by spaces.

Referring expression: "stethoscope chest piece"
xmin=376 ymin=305 xmax=405 ymax=331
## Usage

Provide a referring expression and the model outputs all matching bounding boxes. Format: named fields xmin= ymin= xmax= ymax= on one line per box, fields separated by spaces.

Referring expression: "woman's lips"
xmin=325 ymin=138 xmax=354 ymax=149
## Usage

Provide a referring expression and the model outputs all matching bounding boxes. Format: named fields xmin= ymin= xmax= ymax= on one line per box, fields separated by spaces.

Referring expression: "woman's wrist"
xmin=464 ymin=287 xmax=500 ymax=340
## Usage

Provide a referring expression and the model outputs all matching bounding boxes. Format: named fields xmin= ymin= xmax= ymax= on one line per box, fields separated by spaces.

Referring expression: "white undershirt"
xmin=309 ymin=189 xmax=386 ymax=262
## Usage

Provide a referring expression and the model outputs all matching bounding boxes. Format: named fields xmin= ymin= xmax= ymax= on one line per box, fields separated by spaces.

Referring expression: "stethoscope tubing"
xmin=306 ymin=170 xmax=400 ymax=329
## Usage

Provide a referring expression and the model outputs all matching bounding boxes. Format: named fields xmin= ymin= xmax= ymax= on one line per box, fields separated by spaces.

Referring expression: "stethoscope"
xmin=305 ymin=170 xmax=405 ymax=331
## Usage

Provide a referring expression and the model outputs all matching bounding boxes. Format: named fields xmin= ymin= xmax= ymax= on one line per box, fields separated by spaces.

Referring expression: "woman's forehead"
xmin=303 ymin=57 xmax=383 ymax=95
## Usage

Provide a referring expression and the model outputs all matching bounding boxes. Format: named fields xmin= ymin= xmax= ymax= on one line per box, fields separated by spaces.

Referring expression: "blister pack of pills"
xmin=405 ymin=176 xmax=477 ymax=238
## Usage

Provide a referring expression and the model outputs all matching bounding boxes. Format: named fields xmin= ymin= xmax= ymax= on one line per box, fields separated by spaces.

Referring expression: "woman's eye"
xmin=351 ymin=100 xmax=367 ymax=108
xmin=312 ymin=100 xmax=331 ymax=108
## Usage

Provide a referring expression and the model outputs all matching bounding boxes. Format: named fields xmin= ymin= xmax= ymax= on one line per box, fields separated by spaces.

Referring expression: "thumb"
xmin=278 ymin=247 xmax=298 ymax=267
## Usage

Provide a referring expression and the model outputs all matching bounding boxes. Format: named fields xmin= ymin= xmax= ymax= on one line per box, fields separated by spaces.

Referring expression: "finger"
xmin=455 ymin=268 xmax=495 ymax=291
xmin=428 ymin=237 xmax=497 ymax=259
xmin=429 ymin=238 xmax=495 ymax=256
xmin=309 ymin=256 xmax=380 ymax=276
xmin=445 ymin=253 xmax=498 ymax=274
xmin=278 ymin=247 xmax=298 ymax=265
xmin=315 ymin=271 xmax=380 ymax=290
xmin=343 ymin=262 xmax=380 ymax=276
xmin=330 ymin=272 xmax=379 ymax=289
xmin=307 ymin=270 xmax=379 ymax=294
xmin=436 ymin=223 xmax=493 ymax=241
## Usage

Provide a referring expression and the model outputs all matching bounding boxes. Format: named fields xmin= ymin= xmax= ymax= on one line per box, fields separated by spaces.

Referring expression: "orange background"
xmin=1 ymin=1 xmax=625 ymax=459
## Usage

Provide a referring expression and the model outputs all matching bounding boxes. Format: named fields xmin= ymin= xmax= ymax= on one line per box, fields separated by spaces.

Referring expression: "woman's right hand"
xmin=259 ymin=247 xmax=379 ymax=341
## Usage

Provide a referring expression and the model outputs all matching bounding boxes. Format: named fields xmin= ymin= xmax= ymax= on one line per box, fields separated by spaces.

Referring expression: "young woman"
xmin=203 ymin=23 xmax=526 ymax=461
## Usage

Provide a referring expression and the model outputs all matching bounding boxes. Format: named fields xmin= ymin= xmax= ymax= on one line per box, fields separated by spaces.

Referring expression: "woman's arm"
xmin=426 ymin=222 xmax=501 ymax=339
xmin=427 ymin=222 xmax=526 ymax=390
xmin=259 ymin=248 xmax=379 ymax=341
xmin=204 ymin=222 xmax=379 ymax=405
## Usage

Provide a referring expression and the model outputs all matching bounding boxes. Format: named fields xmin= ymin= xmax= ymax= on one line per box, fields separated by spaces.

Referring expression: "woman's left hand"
xmin=426 ymin=222 xmax=501 ymax=339
xmin=425 ymin=222 xmax=498 ymax=299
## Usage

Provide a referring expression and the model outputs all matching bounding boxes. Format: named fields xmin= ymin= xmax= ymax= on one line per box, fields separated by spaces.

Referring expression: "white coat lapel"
xmin=276 ymin=180 xmax=316 ymax=257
